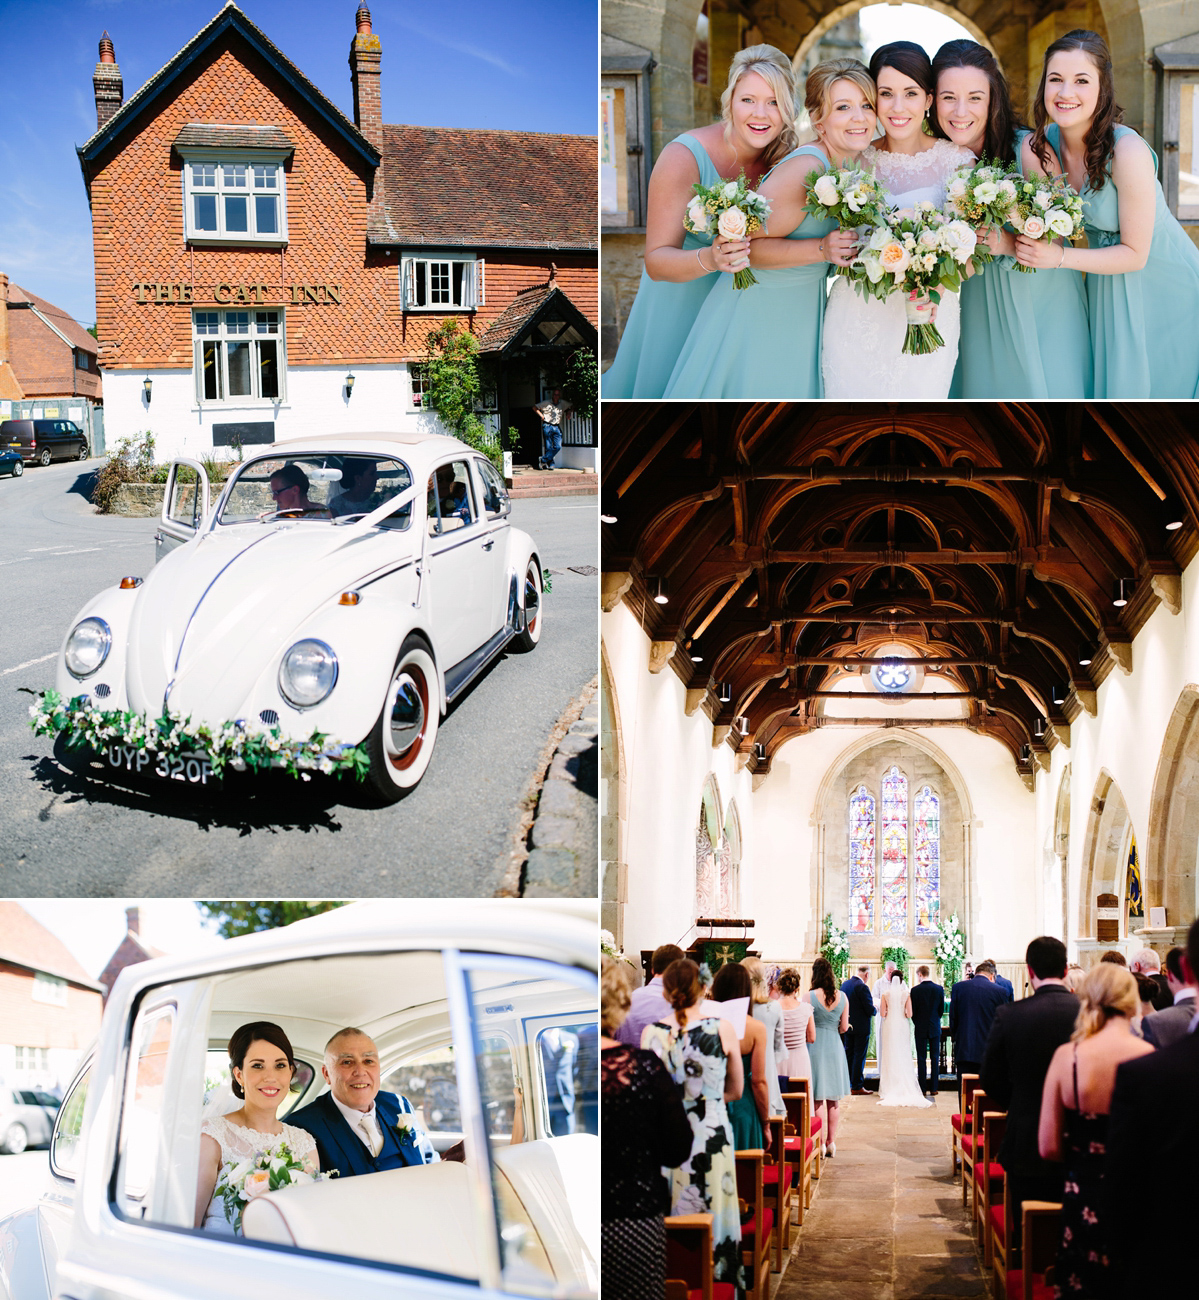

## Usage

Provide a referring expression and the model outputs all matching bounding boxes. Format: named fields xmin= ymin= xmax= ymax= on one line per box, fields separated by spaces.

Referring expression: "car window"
xmin=534 ymin=1022 xmax=598 ymax=1138
xmin=427 ymin=460 xmax=476 ymax=534
xmin=51 ymin=1065 xmax=91 ymax=1180
xmin=117 ymin=1004 xmax=176 ymax=1208
xmin=218 ymin=455 xmax=413 ymax=526
xmin=166 ymin=466 xmax=204 ymax=531
xmin=384 ymin=1035 xmax=515 ymax=1142
xmin=478 ymin=460 xmax=509 ymax=517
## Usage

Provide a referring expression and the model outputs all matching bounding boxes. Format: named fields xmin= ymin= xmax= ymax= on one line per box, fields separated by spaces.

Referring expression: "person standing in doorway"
xmin=533 ymin=388 xmax=572 ymax=470
xmin=910 ymin=965 xmax=945 ymax=1098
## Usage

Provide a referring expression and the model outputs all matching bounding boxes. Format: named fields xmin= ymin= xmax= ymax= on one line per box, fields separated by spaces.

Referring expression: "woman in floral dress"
xmin=643 ymin=959 xmax=746 ymax=1298
xmin=1038 ymin=964 xmax=1152 ymax=1297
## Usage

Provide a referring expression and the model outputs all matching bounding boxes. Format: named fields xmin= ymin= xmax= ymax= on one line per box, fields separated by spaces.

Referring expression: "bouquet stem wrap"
xmin=903 ymin=294 xmax=944 ymax=355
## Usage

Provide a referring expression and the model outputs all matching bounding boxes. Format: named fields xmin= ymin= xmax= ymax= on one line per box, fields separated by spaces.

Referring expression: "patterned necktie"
xmin=358 ymin=1112 xmax=381 ymax=1157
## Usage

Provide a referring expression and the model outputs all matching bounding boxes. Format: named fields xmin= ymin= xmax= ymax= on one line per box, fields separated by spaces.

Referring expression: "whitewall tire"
xmin=364 ymin=636 xmax=440 ymax=802
xmin=512 ymin=559 xmax=543 ymax=652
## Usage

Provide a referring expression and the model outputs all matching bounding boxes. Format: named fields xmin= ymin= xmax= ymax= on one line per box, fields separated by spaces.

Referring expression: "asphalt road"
xmin=0 ymin=459 xmax=597 ymax=893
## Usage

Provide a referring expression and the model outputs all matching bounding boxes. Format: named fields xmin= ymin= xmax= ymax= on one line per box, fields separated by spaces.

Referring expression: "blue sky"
xmin=0 ymin=0 xmax=597 ymax=331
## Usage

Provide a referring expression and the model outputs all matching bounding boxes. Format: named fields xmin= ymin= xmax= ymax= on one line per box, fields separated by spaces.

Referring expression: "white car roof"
xmin=257 ymin=432 xmax=476 ymax=463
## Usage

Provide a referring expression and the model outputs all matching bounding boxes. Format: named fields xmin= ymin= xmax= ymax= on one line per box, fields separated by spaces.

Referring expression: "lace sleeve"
xmin=284 ymin=1122 xmax=319 ymax=1173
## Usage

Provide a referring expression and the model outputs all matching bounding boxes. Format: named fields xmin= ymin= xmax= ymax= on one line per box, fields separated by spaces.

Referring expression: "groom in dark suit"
xmin=909 ymin=965 xmax=944 ymax=1097
xmin=840 ymin=965 xmax=875 ymax=1094
xmin=289 ymin=1027 xmax=438 ymax=1176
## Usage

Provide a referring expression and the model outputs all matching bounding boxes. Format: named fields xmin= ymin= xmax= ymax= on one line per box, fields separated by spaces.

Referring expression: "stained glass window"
xmin=880 ymin=766 xmax=909 ymax=935
xmin=849 ymin=786 xmax=875 ymax=933
xmin=914 ymin=784 xmax=941 ymax=934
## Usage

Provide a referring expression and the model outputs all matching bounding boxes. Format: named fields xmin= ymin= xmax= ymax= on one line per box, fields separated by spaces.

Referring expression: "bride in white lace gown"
xmin=195 ymin=1022 xmax=320 ymax=1234
xmin=822 ymin=43 xmax=975 ymax=398
xmin=877 ymin=974 xmax=933 ymax=1108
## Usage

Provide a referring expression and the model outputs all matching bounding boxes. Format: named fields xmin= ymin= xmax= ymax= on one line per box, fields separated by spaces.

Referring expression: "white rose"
xmin=1022 ymin=214 xmax=1047 ymax=239
xmin=860 ymin=251 xmax=886 ymax=283
xmin=973 ymin=181 xmax=999 ymax=204
xmin=1047 ymin=209 xmax=1075 ymax=238
xmin=920 ymin=251 xmax=937 ymax=271
xmin=686 ymin=197 xmax=710 ymax=231
xmin=918 ymin=227 xmax=940 ymax=250
xmin=1008 ymin=211 xmax=1025 ymax=233
xmin=1034 ymin=189 xmax=1052 ymax=209
xmin=813 ymin=174 xmax=840 ymax=206
xmin=717 ymin=207 xmax=748 ymax=240
xmin=868 ymin=226 xmax=892 ymax=251
xmin=947 ymin=177 xmax=967 ymax=200
xmin=940 ymin=220 xmax=978 ymax=263
xmin=998 ymin=179 xmax=1017 ymax=202
xmin=722 ymin=181 xmax=740 ymax=200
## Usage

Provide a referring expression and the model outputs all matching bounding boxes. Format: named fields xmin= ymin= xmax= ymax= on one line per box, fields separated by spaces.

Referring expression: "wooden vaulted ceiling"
xmin=602 ymin=404 xmax=1199 ymax=785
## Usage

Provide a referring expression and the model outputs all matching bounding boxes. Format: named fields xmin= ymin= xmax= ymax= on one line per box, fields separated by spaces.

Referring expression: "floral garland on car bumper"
xmin=26 ymin=688 xmax=370 ymax=781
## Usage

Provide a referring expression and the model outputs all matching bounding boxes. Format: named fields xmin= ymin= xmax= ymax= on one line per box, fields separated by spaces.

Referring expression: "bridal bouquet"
xmin=945 ymin=159 xmax=1022 ymax=267
xmin=683 ymin=174 xmax=771 ymax=289
xmin=1008 ymin=174 xmax=1085 ymax=273
xmin=215 ymin=1140 xmax=334 ymax=1234
xmin=851 ymin=202 xmax=979 ymax=354
xmin=803 ymin=164 xmax=890 ymax=277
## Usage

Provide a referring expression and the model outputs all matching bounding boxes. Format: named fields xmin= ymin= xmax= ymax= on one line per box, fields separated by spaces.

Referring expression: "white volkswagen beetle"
xmin=0 ymin=899 xmax=598 ymax=1300
xmin=43 ymin=434 xmax=543 ymax=802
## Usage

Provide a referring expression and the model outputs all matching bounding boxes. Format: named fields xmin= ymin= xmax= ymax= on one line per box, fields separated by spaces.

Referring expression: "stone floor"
xmin=773 ymin=1093 xmax=990 ymax=1300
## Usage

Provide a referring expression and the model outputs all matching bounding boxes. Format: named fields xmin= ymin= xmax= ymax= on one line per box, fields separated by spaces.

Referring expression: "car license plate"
xmin=106 ymin=744 xmax=215 ymax=784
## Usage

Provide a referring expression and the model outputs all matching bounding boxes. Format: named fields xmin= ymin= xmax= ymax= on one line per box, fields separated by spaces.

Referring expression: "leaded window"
xmin=849 ymin=786 xmax=875 ymax=933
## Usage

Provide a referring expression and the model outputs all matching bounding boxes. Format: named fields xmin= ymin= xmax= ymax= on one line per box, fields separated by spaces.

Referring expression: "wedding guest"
xmin=642 ymin=960 xmax=745 ymax=1297
xmin=712 ymin=961 xmax=772 ymax=1150
xmin=931 ymin=38 xmax=1091 ymax=400
xmin=1039 ymin=962 xmax=1152 ymax=1297
xmin=1128 ymin=946 xmax=1172 ymax=1011
xmin=949 ymin=959 xmax=1007 ymax=1077
xmin=603 ymin=45 xmax=797 ymax=398
xmin=1020 ymin=29 xmax=1199 ymax=397
xmin=1130 ymin=972 xmax=1158 ymax=1036
xmin=981 ymin=937 xmax=1078 ymax=1248
xmin=778 ymin=965 xmax=816 ymax=1083
xmin=1139 ymin=944 xmax=1197 ymax=1048
xmin=840 ymin=964 xmax=875 ymax=1094
xmin=615 ymin=944 xmax=684 ymax=1047
xmin=1106 ymin=919 xmax=1199 ymax=1294
xmin=601 ymin=958 xmax=693 ymax=1300
xmin=1064 ymin=963 xmax=1086 ymax=993
xmin=910 ymin=965 xmax=945 ymax=1098
xmin=808 ymin=957 xmax=851 ymax=1157
xmin=662 ymin=58 xmax=874 ymax=399
xmin=983 ymin=958 xmax=1015 ymax=1000
xmin=742 ymin=956 xmax=786 ymax=1117
xmin=1099 ymin=950 xmax=1126 ymax=966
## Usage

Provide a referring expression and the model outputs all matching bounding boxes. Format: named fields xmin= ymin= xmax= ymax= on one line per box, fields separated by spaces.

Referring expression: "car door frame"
xmin=156 ymin=459 xmax=211 ymax=562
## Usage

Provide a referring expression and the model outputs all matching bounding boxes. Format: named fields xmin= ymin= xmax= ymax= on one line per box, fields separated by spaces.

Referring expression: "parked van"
xmin=0 ymin=417 xmax=89 ymax=466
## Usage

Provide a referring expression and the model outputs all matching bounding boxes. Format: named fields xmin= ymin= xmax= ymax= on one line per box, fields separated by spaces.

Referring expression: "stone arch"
xmin=725 ymin=798 xmax=743 ymax=915
xmin=600 ymin=641 xmax=628 ymax=946
xmin=1144 ymin=684 xmax=1199 ymax=931
xmin=793 ymin=1 xmax=994 ymax=76
xmin=807 ymin=728 xmax=978 ymax=956
xmin=1077 ymin=770 xmax=1134 ymax=940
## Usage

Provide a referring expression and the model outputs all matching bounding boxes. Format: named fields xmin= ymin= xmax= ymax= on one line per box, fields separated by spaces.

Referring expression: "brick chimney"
xmin=93 ymin=31 xmax=123 ymax=130
xmin=349 ymin=4 xmax=382 ymax=152
xmin=0 ymin=273 xmax=24 ymax=401
xmin=126 ymin=905 xmax=140 ymax=936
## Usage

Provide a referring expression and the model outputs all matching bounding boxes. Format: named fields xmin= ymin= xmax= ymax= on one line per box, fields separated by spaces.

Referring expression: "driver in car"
xmin=329 ymin=458 xmax=378 ymax=518
xmin=288 ymin=1028 xmax=439 ymax=1176
xmin=269 ymin=464 xmax=329 ymax=516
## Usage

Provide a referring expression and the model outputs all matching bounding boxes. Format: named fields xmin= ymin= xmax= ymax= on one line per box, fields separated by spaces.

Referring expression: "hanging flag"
xmin=1127 ymin=840 xmax=1144 ymax=922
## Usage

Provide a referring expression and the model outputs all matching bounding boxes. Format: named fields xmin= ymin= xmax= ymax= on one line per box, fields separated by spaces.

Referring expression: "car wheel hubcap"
xmin=386 ymin=666 xmax=428 ymax=769
xmin=525 ymin=569 xmax=540 ymax=631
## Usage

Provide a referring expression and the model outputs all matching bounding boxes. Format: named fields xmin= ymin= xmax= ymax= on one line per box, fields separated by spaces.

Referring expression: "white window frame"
xmin=32 ymin=971 xmax=67 ymax=1006
xmin=193 ymin=308 xmax=287 ymax=406
xmin=409 ymin=363 xmax=428 ymax=409
xmin=401 ymin=252 xmax=484 ymax=311
xmin=179 ymin=148 xmax=289 ymax=246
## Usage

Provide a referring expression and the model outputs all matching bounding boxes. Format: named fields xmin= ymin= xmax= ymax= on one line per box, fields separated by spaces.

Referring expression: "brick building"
xmin=78 ymin=3 xmax=597 ymax=466
xmin=0 ymin=272 xmax=104 ymax=449
xmin=97 ymin=906 xmax=167 ymax=1005
xmin=0 ymin=903 xmax=103 ymax=1095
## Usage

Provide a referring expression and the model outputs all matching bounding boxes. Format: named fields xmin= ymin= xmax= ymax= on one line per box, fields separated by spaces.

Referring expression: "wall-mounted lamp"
xmin=1020 ymin=744 xmax=1031 ymax=763
xmin=1034 ymin=716 xmax=1046 ymax=739
xmin=754 ymin=743 xmax=766 ymax=762
xmin=652 ymin=576 xmax=669 ymax=605
xmin=1051 ymin=683 xmax=1067 ymax=706
xmin=736 ymin=715 xmax=749 ymax=736
xmin=686 ymin=637 xmax=703 ymax=663
xmin=718 ymin=680 xmax=732 ymax=703
xmin=599 ymin=496 xmax=618 ymax=525
xmin=1113 ymin=578 xmax=1131 ymax=608
xmin=142 ymin=377 xmax=152 ymax=405
xmin=345 ymin=372 xmax=356 ymax=399
xmin=1078 ymin=644 xmax=1093 ymax=667
xmin=1166 ymin=514 xmax=1184 ymax=531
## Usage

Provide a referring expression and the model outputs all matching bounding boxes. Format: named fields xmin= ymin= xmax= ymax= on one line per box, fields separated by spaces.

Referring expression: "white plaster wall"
xmin=602 ymin=600 xmax=754 ymax=960
xmin=1037 ymin=554 xmax=1199 ymax=953
xmin=103 ymin=364 xmax=444 ymax=461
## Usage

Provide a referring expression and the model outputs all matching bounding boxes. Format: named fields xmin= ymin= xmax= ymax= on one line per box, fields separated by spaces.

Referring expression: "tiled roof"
xmin=173 ymin=123 xmax=295 ymax=153
xmin=0 ymin=902 xmax=105 ymax=990
xmin=8 ymin=283 xmax=98 ymax=355
xmin=370 ymin=126 xmax=597 ymax=250
xmin=478 ymin=283 xmax=556 ymax=352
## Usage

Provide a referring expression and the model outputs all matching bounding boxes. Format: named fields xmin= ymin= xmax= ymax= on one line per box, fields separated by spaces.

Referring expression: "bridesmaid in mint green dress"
xmin=930 ymin=40 xmax=1091 ymax=398
xmin=662 ymin=60 xmax=877 ymax=399
xmin=1019 ymin=31 xmax=1199 ymax=397
xmin=808 ymin=957 xmax=851 ymax=1157
xmin=602 ymin=46 xmax=799 ymax=399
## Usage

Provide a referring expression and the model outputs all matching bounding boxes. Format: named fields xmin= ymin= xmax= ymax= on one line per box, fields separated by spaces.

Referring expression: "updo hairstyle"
xmin=662 ymin=958 xmax=705 ymax=1028
xmin=1072 ymin=963 xmax=1138 ymax=1041
xmin=741 ymin=956 xmax=770 ymax=1004
xmin=869 ymin=40 xmax=934 ymax=98
xmin=228 ymin=1021 xmax=297 ymax=1099
xmin=776 ymin=967 xmax=802 ymax=996
xmin=720 ymin=44 xmax=801 ymax=167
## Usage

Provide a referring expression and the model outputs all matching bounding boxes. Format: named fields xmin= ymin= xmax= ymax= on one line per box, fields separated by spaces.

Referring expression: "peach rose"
xmin=1021 ymin=214 xmax=1047 ymax=240
xmin=879 ymin=241 xmax=911 ymax=275
xmin=243 ymin=1169 xmax=272 ymax=1199
xmin=717 ymin=208 xmax=748 ymax=240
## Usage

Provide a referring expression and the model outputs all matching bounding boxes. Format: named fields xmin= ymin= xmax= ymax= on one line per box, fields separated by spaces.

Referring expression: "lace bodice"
xmin=200 ymin=1114 xmax=319 ymax=1234
xmin=862 ymin=139 xmax=975 ymax=209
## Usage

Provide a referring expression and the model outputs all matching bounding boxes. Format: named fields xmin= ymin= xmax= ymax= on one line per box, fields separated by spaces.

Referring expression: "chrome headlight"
xmin=64 ymin=617 xmax=112 ymax=679
xmin=278 ymin=639 xmax=338 ymax=709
